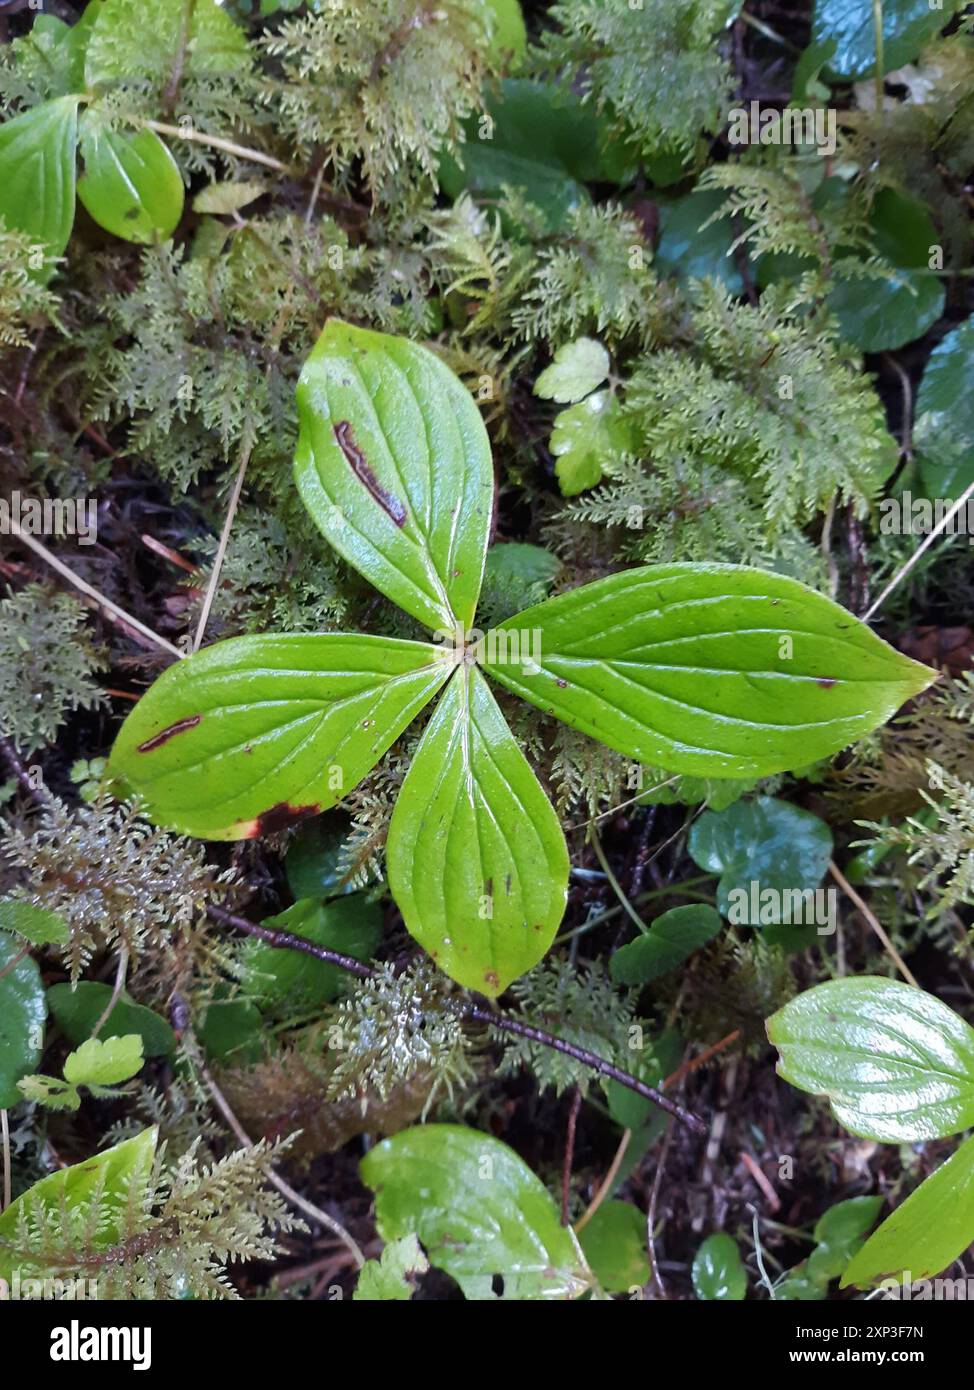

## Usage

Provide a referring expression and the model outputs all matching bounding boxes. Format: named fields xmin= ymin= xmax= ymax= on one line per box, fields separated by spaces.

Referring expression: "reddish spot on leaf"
xmin=137 ymin=714 xmax=202 ymax=752
xmin=251 ymin=802 xmax=321 ymax=836
xmin=483 ymin=970 xmax=500 ymax=990
xmin=333 ymin=420 xmax=407 ymax=527
xmin=817 ymin=678 xmax=837 ymax=689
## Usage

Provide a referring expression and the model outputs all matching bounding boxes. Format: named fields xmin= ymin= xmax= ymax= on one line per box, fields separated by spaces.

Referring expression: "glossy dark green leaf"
xmin=78 ymin=116 xmax=184 ymax=244
xmin=109 ymin=633 xmax=449 ymax=841
xmin=654 ymin=188 xmax=745 ymax=294
xmin=578 ymin=1201 xmax=650 ymax=1293
xmin=285 ymin=816 xmax=357 ymax=901
xmin=240 ymin=895 xmax=381 ymax=1011
xmin=0 ymin=96 xmax=79 ymax=277
xmin=767 ymin=978 xmax=974 ymax=1143
xmin=914 ymin=317 xmax=974 ymax=497
xmin=688 ymin=797 xmax=832 ymax=927
xmin=605 ymin=1028 xmax=683 ymax=1133
xmin=828 ymin=264 xmax=943 ymax=354
xmin=0 ymin=935 xmax=45 ymax=1108
xmin=482 ymin=564 xmax=934 ymax=779
xmin=47 ymin=981 xmax=176 ymax=1057
xmin=812 ymin=0 xmax=960 ymax=79
xmin=0 ymin=1128 xmax=158 ymax=1284
xmin=360 ymin=1124 xmax=590 ymax=1299
xmin=842 ymin=1134 xmax=974 ymax=1287
xmin=198 ymin=994 xmax=265 ymax=1065
xmin=806 ymin=1195 xmax=883 ymax=1283
xmin=387 ymin=667 xmax=569 ymax=995
xmin=610 ymin=904 xmax=722 ymax=986
xmin=692 ymin=1232 xmax=747 ymax=1300
xmin=86 ymin=0 xmax=250 ymax=87
xmin=0 ymin=899 xmax=69 ymax=947
xmin=294 ymin=319 xmax=493 ymax=633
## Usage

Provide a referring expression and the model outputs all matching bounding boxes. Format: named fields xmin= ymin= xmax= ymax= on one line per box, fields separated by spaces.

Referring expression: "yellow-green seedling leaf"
xmin=692 ymin=1232 xmax=747 ymax=1300
xmin=482 ymin=564 xmax=935 ymax=779
xmin=550 ymin=390 xmax=633 ymax=497
xmin=48 ymin=981 xmax=176 ymax=1057
xmin=767 ymin=978 xmax=974 ymax=1143
xmin=18 ymin=1074 xmax=81 ymax=1111
xmin=240 ymin=895 xmax=381 ymax=1011
xmin=841 ymin=1133 xmax=974 ymax=1288
xmin=387 ymin=667 xmax=569 ymax=995
xmin=109 ymin=633 xmax=449 ymax=841
xmin=578 ymin=1201 xmax=650 ymax=1293
xmin=192 ymin=179 xmax=266 ymax=216
xmin=0 ymin=934 xmax=45 ymax=1108
xmin=0 ymin=1127 xmax=158 ymax=1284
xmin=485 ymin=0 xmax=527 ymax=70
xmin=78 ymin=116 xmax=184 ymax=244
xmin=63 ymin=1034 xmax=144 ymax=1089
xmin=534 ymin=338 xmax=609 ymax=405
xmin=609 ymin=904 xmax=722 ymax=986
xmin=0 ymin=96 xmax=79 ymax=278
xmin=0 ymin=899 xmax=69 ymax=947
xmin=353 ymin=1234 xmax=429 ymax=1302
xmin=360 ymin=1124 xmax=591 ymax=1300
xmin=295 ymin=319 xmax=493 ymax=633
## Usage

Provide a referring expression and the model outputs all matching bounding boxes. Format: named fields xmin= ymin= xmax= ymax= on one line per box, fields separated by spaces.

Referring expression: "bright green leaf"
xmin=482 ymin=564 xmax=934 ymax=779
xmin=86 ymin=0 xmax=250 ymax=87
xmin=108 ymin=633 xmax=449 ymax=840
xmin=47 ymin=982 xmax=176 ymax=1057
xmin=294 ymin=319 xmax=493 ymax=633
xmin=610 ymin=904 xmax=722 ymax=985
xmin=485 ymin=0 xmax=527 ymax=71
xmin=550 ymin=391 xmax=633 ymax=497
xmin=534 ymin=338 xmax=610 ymax=405
xmin=387 ymin=667 xmax=569 ymax=995
xmin=0 ymin=1128 xmax=158 ymax=1284
xmin=360 ymin=1124 xmax=590 ymax=1300
xmin=63 ymin=1034 xmax=144 ymax=1088
xmin=241 ymin=895 xmax=381 ymax=1011
xmin=806 ymin=1195 xmax=883 ymax=1283
xmin=0 ymin=96 xmax=79 ymax=277
xmin=842 ymin=1134 xmax=974 ymax=1287
xmin=17 ymin=1074 xmax=80 ymax=1111
xmin=688 ymin=797 xmax=832 ymax=926
xmin=767 ymin=978 xmax=974 ymax=1143
xmin=0 ymin=899 xmax=69 ymax=947
xmin=78 ymin=116 xmax=184 ymax=244
xmin=0 ymin=935 xmax=45 ymax=1108
xmin=692 ymin=1232 xmax=747 ymax=1300
xmin=578 ymin=1201 xmax=650 ymax=1293
xmin=353 ymin=1234 xmax=429 ymax=1301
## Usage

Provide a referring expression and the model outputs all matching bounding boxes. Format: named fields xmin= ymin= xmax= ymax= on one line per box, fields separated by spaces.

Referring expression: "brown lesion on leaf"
xmin=332 ymin=420 xmax=407 ymax=528
xmin=243 ymin=802 xmax=321 ymax=837
xmin=137 ymin=714 xmax=202 ymax=752
xmin=817 ymin=678 xmax=837 ymax=688
xmin=483 ymin=969 xmax=500 ymax=990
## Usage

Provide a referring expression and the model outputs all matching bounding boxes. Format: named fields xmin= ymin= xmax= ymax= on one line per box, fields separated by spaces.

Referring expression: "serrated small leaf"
xmin=78 ymin=117 xmax=184 ymax=244
xmin=192 ymin=179 xmax=266 ymax=215
xmin=353 ymin=1234 xmax=429 ymax=1301
xmin=17 ymin=1074 xmax=80 ymax=1111
xmin=482 ymin=564 xmax=935 ymax=779
xmin=295 ymin=319 xmax=493 ymax=633
xmin=767 ymin=978 xmax=974 ymax=1142
xmin=610 ymin=904 xmax=722 ymax=985
xmin=534 ymin=338 xmax=609 ymax=404
xmin=387 ymin=666 xmax=568 ymax=994
xmin=692 ymin=1233 xmax=747 ymax=1300
xmin=0 ymin=96 xmax=79 ymax=278
xmin=0 ymin=1128 xmax=158 ymax=1284
xmin=63 ymin=1034 xmax=144 ymax=1088
xmin=47 ymin=982 xmax=176 ymax=1057
xmin=841 ymin=1134 xmax=974 ymax=1287
xmin=0 ymin=898 xmax=69 ymax=947
xmin=0 ymin=935 xmax=45 ymax=1108
xmin=360 ymin=1124 xmax=590 ymax=1299
xmin=109 ymin=633 xmax=449 ymax=840
xmin=550 ymin=391 xmax=632 ymax=497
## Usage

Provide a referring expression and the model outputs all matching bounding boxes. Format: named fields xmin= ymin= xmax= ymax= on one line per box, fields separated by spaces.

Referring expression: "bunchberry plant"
xmin=110 ymin=319 xmax=934 ymax=995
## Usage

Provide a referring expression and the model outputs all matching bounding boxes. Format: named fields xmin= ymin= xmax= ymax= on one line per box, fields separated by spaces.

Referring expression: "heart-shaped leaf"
xmin=482 ymin=564 xmax=934 ymax=779
xmin=0 ymin=95 xmax=79 ymax=277
xmin=294 ymin=319 xmax=493 ymax=633
xmin=609 ymin=904 xmax=722 ymax=985
xmin=78 ymin=116 xmax=184 ymax=244
xmin=387 ymin=665 xmax=569 ymax=995
xmin=767 ymin=978 xmax=974 ymax=1143
xmin=841 ymin=1133 xmax=974 ymax=1287
xmin=360 ymin=1124 xmax=590 ymax=1299
xmin=0 ymin=934 xmax=46 ymax=1108
xmin=109 ymin=633 xmax=449 ymax=840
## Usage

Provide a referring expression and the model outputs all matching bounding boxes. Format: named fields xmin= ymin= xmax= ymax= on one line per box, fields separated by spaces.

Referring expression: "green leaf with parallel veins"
xmin=48 ymin=982 xmax=176 ymax=1057
xmin=0 ymin=1128 xmax=158 ymax=1284
xmin=0 ymin=96 xmax=79 ymax=278
xmin=0 ymin=935 xmax=45 ymax=1108
xmin=78 ymin=116 xmax=184 ymax=244
xmin=767 ymin=978 xmax=974 ymax=1143
xmin=482 ymin=564 xmax=935 ymax=779
xmin=387 ymin=666 xmax=569 ymax=995
xmin=609 ymin=904 xmax=722 ymax=986
xmin=692 ymin=1233 xmax=747 ymax=1301
xmin=294 ymin=319 xmax=493 ymax=633
xmin=360 ymin=1124 xmax=590 ymax=1300
xmin=108 ymin=633 xmax=449 ymax=841
xmin=841 ymin=1134 xmax=974 ymax=1287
